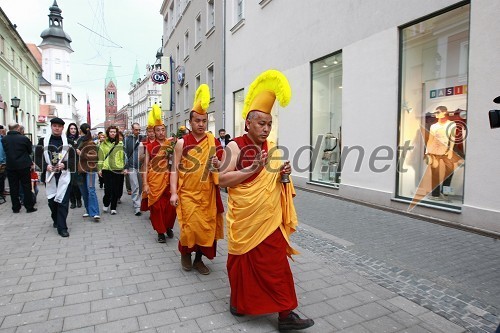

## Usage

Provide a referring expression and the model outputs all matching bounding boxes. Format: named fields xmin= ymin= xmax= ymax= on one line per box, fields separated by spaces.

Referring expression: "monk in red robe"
xmin=170 ymin=84 xmax=224 ymax=275
xmin=219 ymin=70 xmax=314 ymax=331
xmin=142 ymin=105 xmax=177 ymax=243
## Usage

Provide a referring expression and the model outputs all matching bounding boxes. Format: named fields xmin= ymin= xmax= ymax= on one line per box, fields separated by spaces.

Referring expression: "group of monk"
xmin=142 ymin=71 xmax=314 ymax=331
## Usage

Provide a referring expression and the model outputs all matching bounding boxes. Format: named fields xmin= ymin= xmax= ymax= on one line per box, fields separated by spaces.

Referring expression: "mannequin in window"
xmin=425 ymin=106 xmax=456 ymax=200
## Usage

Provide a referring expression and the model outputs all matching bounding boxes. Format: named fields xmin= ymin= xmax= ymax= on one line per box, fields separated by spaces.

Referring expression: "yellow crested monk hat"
xmin=242 ymin=69 xmax=292 ymax=125
xmin=147 ymin=104 xmax=164 ymax=128
xmin=192 ymin=84 xmax=210 ymax=115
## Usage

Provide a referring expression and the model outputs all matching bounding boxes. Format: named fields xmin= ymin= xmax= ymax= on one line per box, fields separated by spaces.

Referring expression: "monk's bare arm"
xmin=142 ymin=149 xmax=150 ymax=193
xmin=219 ymin=141 xmax=265 ymax=188
xmin=169 ymin=139 xmax=183 ymax=206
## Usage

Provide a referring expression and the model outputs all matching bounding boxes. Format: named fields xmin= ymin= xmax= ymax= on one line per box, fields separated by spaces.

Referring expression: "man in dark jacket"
xmin=1 ymin=123 xmax=37 ymax=213
xmin=124 ymin=123 xmax=145 ymax=216
xmin=34 ymin=118 xmax=76 ymax=237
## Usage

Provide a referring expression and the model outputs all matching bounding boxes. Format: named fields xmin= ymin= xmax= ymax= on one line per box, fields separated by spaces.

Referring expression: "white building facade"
xmin=38 ymin=0 xmax=77 ymax=125
xmin=160 ymin=0 xmax=224 ymax=136
xmin=129 ymin=63 xmax=162 ymax=130
xmin=224 ymin=0 xmax=500 ymax=234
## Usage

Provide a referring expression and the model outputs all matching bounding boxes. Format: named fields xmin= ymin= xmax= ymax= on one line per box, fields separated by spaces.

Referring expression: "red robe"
xmin=227 ymin=134 xmax=298 ymax=314
xmin=146 ymin=140 xmax=176 ymax=234
xmin=177 ymin=133 xmax=224 ymax=259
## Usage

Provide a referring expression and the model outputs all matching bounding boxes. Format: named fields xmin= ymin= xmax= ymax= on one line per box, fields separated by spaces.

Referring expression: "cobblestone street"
xmin=0 ymin=186 xmax=497 ymax=332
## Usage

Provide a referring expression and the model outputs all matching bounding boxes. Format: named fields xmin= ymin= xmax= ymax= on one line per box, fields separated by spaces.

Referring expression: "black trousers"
xmin=0 ymin=170 xmax=6 ymax=194
xmin=7 ymin=167 xmax=34 ymax=212
xmin=69 ymin=183 xmax=81 ymax=204
xmin=48 ymin=185 xmax=70 ymax=232
xmin=102 ymin=170 xmax=124 ymax=210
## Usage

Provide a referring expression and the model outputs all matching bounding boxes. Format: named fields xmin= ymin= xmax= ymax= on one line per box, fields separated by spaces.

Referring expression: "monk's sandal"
xmin=278 ymin=311 xmax=314 ymax=331
xmin=181 ymin=254 xmax=192 ymax=271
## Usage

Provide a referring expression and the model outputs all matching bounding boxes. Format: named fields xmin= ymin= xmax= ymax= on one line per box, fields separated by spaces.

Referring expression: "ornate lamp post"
xmin=11 ymin=96 xmax=20 ymax=123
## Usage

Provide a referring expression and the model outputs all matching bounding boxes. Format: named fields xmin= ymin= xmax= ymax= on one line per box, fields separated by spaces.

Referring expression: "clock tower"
xmin=104 ymin=59 xmax=117 ymax=128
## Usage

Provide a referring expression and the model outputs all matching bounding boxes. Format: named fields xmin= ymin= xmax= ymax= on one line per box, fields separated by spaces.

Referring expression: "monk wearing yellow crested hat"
xmin=169 ymin=84 xmax=224 ymax=275
xmin=219 ymin=70 xmax=314 ymax=331
xmin=142 ymin=104 xmax=177 ymax=243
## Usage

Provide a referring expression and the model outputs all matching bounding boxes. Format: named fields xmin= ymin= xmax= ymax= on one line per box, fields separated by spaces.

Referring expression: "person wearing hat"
xmin=139 ymin=124 xmax=157 ymax=212
xmin=2 ymin=123 xmax=37 ymax=213
xmin=142 ymin=104 xmax=177 ymax=243
xmin=34 ymin=117 xmax=76 ymax=237
xmin=76 ymin=123 xmax=100 ymax=222
xmin=425 ymin=105 xmax=457 ymax=201
xmin=169 ymin=84 xmax=224 ymax=275
xmin=218 ymin=70 xmax=314 ymax=331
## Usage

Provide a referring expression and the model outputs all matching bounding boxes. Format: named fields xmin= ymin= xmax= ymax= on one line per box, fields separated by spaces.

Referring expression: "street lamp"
xmin=11 ymin=96 xmax=20 ymax=123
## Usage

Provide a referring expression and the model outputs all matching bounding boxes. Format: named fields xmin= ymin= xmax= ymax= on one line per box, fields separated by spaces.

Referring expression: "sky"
xmin=1 ymin=0 xmax=163 ymax=125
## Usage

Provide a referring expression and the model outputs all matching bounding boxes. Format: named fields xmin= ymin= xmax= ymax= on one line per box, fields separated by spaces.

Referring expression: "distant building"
xmin=104 ymin=59 xmax=117 ymax=129
xmin=114 ymin=103 xmax=129 ymax=132
xmin=0 ymin=7 xmax=43 ymax=142
xmin=38 ymin=0 xmax=77 ymax=125
xmin=128 ymin=58 xmax=162 ymax=130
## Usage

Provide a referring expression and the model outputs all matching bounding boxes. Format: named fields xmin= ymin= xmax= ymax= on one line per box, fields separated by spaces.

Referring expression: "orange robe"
xmin=226 ymin=134 xmax=299 ymax=315
xmin=177 ymin=132 xmax=223 ymax=259
xmin=146 ymin=140 xmax=176 ymax=234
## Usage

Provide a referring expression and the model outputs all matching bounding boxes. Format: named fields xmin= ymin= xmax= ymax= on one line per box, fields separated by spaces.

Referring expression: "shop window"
xmin=208 ymin=112 xmax=216 ymax=135
xmin=233 ymin=89 xmax=245 ymax=137
xmin=397 ymin=4 xmax=469 ymax=207
xmin=310 ymin=52 xmax=343 ymax=186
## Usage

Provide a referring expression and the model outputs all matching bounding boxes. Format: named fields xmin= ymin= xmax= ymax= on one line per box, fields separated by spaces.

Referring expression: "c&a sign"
xmin=151 ymin=70 xmax=169 ymax=85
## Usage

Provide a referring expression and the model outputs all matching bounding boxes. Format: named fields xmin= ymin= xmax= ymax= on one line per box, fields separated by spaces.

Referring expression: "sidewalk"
xmin=0 ymin=187 xmax=473 ymax=332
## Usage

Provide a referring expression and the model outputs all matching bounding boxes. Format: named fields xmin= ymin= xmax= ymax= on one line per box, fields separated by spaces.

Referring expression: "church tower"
xmin=38 ymin=0 xmax=75 ymax=123
xmin=104 ymin=59 xmax=117 ymax=128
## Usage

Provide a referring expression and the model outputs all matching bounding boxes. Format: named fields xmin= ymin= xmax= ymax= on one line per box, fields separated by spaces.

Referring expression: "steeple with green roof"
xmin=131 ymin=60 xmax=140 ymax=86
xmin=105 ymin=58 xmax=117 ymax=88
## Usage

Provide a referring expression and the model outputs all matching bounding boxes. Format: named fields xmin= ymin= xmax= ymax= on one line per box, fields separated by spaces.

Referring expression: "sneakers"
xmin=166 ymin=228 xmax=174 ymax=238
xmin=82 ymin=213 xmax=90 ymax=217
xmin=93 ymin=215 xmax=100 ymax=222
xmin=278 ymin=311 xmax=314 ymax=331
xmin=135 ymin=211 xmax=142 ymax=216
xmin=110 ymin=210 xmax=117 ymax=215
xmin=181 ymin=254 xmax=192 ymax=271
xmin=103 ymin=206 xmax=109 ymax=213
xmin=157 ymin=233 xmax=166 ymax=243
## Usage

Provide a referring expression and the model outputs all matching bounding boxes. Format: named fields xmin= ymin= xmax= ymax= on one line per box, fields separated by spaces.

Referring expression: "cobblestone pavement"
xmin=0 ymin=186 xmax=490 ymax=332
xmin=291 ymin=187 xmax=500 ymax=333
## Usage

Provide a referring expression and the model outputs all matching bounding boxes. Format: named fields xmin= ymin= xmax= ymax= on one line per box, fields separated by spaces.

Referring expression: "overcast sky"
xmin=2 ymin=0 xmax=163 ymax=125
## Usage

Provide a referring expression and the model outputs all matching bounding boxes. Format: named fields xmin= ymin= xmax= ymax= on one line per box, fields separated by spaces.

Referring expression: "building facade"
xmin=129 ymin=60 xmax=162 ymax=130
xmin=0 ymin=8 xmax=42 ymax=142
xmin=224 ymin=0 xmax=500 ymax=234
xmin=160 ymin=0 xmax=224 ymax=135
xmin=38 ymin=0 xmax=77 ymax=125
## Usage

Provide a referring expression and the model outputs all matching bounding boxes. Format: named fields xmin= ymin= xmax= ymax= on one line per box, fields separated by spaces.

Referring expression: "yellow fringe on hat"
xmin=192 ymin=84 xmax=210 ymax=114
xmin=147 ymin=104 xmax=164 ymax=127
xmin=242 ymin=69 xmax=291 ymax=120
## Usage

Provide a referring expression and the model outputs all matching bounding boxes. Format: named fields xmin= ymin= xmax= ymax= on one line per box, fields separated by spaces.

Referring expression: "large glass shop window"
xmin=311 ymin=53 xmax=343 ymax=186
xmin=397 ymin=4 xmax=469 ymax=207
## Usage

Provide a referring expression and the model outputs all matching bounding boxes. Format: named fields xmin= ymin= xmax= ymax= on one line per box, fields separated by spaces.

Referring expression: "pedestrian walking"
xmin=124 ymin=123 xmax=145 ymax=216
xmin=219 ymin=70 xmax=314 ymax=331
xmin=170 ymin=84 xmax=224 ymax=275
xmin=34 ymin=118 xmax=75 ymax=237
xmin=2 ymin=123 xmax=37 ymax=213
xmin=66 ymin=123 xmax=82 ymax=209
xmin=98 ymin=126 xmax=125 ymax=215
xmin=76 ymin=123 xmax=100 ymax=222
